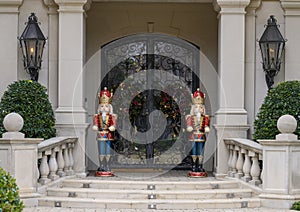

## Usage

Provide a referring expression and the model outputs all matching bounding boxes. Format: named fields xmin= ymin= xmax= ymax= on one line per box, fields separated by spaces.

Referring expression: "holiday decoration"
xmin=186 ymin=88 xmax=210 ymax=177
xmin=93 ymin=87 xmax=117 ymax=177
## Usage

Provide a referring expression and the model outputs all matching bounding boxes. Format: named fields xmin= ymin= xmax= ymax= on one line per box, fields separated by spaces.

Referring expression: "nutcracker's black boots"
xmin=105 ymin=155 xmax=111 ymax=172
xmin=98 ymin=156 xmax=106 ymax=172
xmin=191 ymin=156 xmax=197 ymax=172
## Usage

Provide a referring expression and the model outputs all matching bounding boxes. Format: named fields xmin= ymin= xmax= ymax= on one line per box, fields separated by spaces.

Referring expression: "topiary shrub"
xmin=0 ymin=167 xmax=24 ymax=212
xmin=292 ymin=201 xmax=300 ymax=211
xmin=0 ymin=80 xmax=56 ymax=139
xmin=254 ymin=80 xmax=300 ymax=140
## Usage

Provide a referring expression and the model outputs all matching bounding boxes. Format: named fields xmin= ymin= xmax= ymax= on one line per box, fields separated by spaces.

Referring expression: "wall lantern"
xmin=18 ymin=13 xmax=46 ymax=81
xmin=258 ymin=15 xmax=286 ymax=90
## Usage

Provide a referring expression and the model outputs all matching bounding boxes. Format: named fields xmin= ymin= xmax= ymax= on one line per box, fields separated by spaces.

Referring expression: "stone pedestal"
xmin=0 ymin=139 xmax=42 ymax=195
xmin=0 ymin=112 xmax=43 ymax=206
xmin=259 ymin=114 xmax=300 ymax=209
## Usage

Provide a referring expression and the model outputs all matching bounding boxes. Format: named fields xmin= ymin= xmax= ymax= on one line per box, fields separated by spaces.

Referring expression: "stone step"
xmin=61 ymin=179 xmax=240 ymax=190
xmin=47 ymin=187 xmax=253 ymax=199
xmin=38 ymin=196 xmax=261 ymax=210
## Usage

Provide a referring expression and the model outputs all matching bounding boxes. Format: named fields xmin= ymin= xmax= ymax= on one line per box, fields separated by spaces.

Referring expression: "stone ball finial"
xmin=3 ymin=112 xmax=24 ymax=132
xmin=277 ymin=114 xmax=297 ymax=134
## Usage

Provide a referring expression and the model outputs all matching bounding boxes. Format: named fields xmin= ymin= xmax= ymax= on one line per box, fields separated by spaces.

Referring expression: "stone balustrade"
xmin=37 ymin=137 xmax=77 ymax=185
xmin=224 ymin=138 xmax=263 ymax=186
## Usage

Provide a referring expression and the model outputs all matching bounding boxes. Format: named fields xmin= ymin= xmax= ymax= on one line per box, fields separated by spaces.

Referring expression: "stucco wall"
xmin=255 ymin=1 xmax=285 ymax=122
xmin=18 ymin=0 xmax=49 ymax=88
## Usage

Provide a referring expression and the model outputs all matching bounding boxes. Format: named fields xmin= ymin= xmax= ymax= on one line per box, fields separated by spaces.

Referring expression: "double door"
xmin=101 ymin=34 xmax=199 ymax=169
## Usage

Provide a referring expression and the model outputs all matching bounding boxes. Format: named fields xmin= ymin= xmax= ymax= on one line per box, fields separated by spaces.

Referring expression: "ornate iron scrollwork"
xmin=100 ymin=34 xmax=199 ymax=169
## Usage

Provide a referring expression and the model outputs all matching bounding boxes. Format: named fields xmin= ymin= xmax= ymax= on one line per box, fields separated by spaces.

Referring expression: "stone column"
xmin=280 ymin=0 xmax=300 ymax=80
xmin=259 ymin=115 xmax=300 ymax=209
xmin=245 ymin=0 xmax=261 ymax=138
xmin=0 ymin=0 xmax=23 ymax=97
xmin=0 ymin=113 xmax=42 ymax=204
xmin=213 ymin=0 xmax=250 ymax=177
xmin=54 ymin=0 xmax=89 ymax=176
xmin=43 ymin=0 xmax=59 ymax=110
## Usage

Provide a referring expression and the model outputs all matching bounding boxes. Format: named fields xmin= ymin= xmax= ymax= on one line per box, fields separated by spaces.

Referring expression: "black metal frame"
xmin=258 ymin=15 xmax=286 ymax=90
xmin=100 ymin=34 xmax=201 ymax=169
xmin=19 ymin=13 xmax=46 ymax=81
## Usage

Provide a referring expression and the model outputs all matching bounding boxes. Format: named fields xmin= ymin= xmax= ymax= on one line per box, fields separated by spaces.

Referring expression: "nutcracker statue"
xmin=186 ymin=88 xmax=210 ymax=177
xmin=92 ymin=87 xmax=117 ymax=177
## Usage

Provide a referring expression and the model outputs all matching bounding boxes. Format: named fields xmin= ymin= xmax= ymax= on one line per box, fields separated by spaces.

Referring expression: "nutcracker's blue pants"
xmin=98 ymin=140 xmax=111 ymax=155
xmin=191 ymin=142 xmax=205 ymax=156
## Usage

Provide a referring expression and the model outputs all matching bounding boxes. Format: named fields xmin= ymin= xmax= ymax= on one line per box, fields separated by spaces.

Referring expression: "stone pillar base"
xmin=259 ymin=193 xmax=300 ymax=209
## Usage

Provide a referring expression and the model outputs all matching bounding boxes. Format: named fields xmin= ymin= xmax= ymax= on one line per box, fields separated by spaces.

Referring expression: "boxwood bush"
xmin=254 ymin=80 xmax=300 ymax=140
xmin=0 ymin=80 xmax=56 ymax=139
xmin=292 ymin=201 xmax=300 ymax=211
xmin=0 ymin=167 xmax=24 ymax=212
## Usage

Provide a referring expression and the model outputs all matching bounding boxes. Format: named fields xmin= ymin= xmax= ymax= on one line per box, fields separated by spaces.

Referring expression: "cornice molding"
xmin=0 ymin=0 xmax=22 ymax=5
xmin=280 ymin=0 xmax=300 ymax=16
xmin=0 ymin=0 xmax=23 ymax=13
xmin=281 ymin=0 xmax=300 ymax=10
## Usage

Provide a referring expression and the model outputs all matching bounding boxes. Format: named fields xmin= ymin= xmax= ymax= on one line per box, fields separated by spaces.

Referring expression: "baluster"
xmin=259 ymin=153 xmax=263 ymax=184
xmin=37 ymin=152 xmax=42 ymax=182
xmin=227 ymin=145 xmax=233 ymax=176
xmin=68 ymin=142 xmax=74 ymax=175
xmin=57 ymin=144 xmax=66 ymax=177
xmin=230 ymin=145 xmax=237 ymax=177
xmin=63 ymin=143 xmax=71 ymax=175
xmin=241 ymin=149 xmax=251 ymax=182
xmin=39 ymin=151 xmax=51 ymax=185
xmin=249 ymin=152 xmax=261 ymax=186
xmin=49 ymin=147 xmax=59 ymax=180
xmin=235 ymin=146 xmax=244 ymax=178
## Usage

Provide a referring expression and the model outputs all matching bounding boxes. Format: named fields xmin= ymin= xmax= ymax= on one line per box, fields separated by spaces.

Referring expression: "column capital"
xmin=281 ymin=0 xmax=300 ymax=15
xmin=54 ymin=0 xmax=87 ymax=13
xmin=0 ymin=0 xmax=23 ymax=13
xmin=216 ymin=0 xmax=250 ymax=14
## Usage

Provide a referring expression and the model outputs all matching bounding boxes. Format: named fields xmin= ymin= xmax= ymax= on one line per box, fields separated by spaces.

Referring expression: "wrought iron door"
xmin=100 ymin=34 xmax=200 ymax=169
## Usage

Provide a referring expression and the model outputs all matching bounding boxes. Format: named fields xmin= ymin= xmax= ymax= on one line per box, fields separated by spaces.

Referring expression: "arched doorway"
xmin=100 ymin=34 xmax=201 ymax=169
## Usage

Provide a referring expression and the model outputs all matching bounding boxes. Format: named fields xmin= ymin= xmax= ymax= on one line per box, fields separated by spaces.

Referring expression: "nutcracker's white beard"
xmin=97 ymin=104 xmax=114 ymax=114
xmin=102 ymin=112 xmax=107 ymax=121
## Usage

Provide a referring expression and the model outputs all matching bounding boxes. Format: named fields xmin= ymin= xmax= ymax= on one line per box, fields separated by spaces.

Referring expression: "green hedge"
xmin=0 ymin=167 xmax=24 ymax=212
xmin=0 ymin=80 xmax=56 ymax=139
xmin=254 ymin=80 xmax=300 ymax=140
xmin=292 ymin=201 xmax=300 ymax=211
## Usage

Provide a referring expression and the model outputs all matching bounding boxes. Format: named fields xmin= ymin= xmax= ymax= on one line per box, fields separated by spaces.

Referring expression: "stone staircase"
xmin=38 ymin=173 xmax=261 ymax=210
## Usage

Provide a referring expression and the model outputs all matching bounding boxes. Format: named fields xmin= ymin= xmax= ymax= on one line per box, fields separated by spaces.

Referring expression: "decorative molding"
xmin=43 ymin=0 xmax=58 ymax=14
xmin=84 ymin=0 xmax=92 ymax=12
xmin=92 ymin=0 xmax=213 ymax=2
xmin=0 ymin=0 xmax=23 ymax=13
xmin=246 ymin=0 xmax=261 ymax=14
xmin=217 ymin=0 xmax=250 ymax=8
xmin=54 ymin=0 xmax=87 ymax=13
xmin=212 ymin=0 xmax=220 ymax=12
xmin=215 ymin=0 xmax=250 ymax=14
xmin=281 ymin=0 xmax=300 ymax=16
